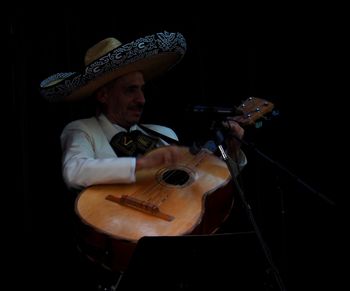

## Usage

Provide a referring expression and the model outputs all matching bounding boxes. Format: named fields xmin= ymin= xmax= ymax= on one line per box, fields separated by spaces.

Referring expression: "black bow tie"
xmin=110 ymin=130 xmax=159 ymax=157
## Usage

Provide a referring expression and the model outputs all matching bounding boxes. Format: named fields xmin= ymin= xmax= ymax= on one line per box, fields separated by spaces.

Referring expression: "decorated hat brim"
xmin=40 ymin=31 xmax=186 ymax=102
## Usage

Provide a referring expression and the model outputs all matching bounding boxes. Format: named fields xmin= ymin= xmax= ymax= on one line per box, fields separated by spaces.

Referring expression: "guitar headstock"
xmin=234 ymin=97 xmax=274 ymax=127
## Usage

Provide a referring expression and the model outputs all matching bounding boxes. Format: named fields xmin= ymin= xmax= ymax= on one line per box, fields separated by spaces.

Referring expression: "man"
xmin=39 ymin=31 xmax=247 ymax=289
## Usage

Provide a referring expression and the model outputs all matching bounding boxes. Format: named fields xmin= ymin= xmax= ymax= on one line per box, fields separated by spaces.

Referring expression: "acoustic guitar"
xmin=75 ymin=97 xmax=274 ymax=271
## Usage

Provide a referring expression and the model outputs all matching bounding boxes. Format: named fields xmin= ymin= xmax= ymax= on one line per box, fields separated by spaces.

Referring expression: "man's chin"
xmin=128 ymin=116 xmax=141 ymax=125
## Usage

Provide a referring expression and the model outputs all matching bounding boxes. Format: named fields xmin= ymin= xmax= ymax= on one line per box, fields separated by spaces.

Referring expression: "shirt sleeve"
xmin=61 ymin=126 xmax=136 ymax=190
xmin=221 ymin=149 xmax=248 ymax=177
xmin=236 ymin=149 xmax=248 ymax=171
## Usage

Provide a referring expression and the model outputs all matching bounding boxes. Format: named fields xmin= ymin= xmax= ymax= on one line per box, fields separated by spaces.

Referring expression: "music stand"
xmin=115 ymin=231 xmax=267 ymax=290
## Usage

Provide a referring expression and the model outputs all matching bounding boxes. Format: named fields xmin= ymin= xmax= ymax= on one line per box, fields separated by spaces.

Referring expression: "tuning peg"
xmin=255 ymin=121 xmax=263 ymax=128
xmin=272 ymin=110 xmax=280 ymax=117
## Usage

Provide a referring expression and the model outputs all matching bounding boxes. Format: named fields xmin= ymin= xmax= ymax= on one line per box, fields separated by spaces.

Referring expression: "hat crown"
xmin=84 ymin=37 xmax=122 ymax=66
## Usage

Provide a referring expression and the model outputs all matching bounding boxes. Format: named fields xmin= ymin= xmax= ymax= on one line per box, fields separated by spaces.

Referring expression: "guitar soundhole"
xmin=162 ymin=169 xmax=189 ymax=185
xmin=157 ymin=166 xmax=195 ymax=188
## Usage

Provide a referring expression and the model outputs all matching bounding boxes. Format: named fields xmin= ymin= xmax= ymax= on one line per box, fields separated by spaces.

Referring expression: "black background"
xmin=10 ymin=7 xmax=342 ymax=291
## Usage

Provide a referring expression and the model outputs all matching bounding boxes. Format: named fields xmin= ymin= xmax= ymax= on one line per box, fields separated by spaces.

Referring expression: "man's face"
xmin=98 ymin=71 xmax=146 ymax=129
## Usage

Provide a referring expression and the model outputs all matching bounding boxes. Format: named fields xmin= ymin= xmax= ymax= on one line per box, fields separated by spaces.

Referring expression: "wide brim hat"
xmin=40 ymin=31 xmax=186 ymax=102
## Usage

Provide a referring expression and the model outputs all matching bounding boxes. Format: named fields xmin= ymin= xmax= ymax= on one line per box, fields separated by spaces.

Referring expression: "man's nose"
xmin=135 ymin=91 xmax=145 ymax=103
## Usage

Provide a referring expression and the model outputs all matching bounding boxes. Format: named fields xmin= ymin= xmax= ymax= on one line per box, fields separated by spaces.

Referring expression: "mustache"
xmin=128 ymin=104 xmax=144 ymax=111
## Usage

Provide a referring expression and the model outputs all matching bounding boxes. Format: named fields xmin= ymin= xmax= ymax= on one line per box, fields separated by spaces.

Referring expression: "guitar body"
xmin=75 ymin=147 xmax=234 ymax=271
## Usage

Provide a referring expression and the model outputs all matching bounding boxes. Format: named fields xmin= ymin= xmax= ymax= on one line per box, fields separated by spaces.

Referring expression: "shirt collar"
xmin=96 ymin=113 xmax=141 ymax=141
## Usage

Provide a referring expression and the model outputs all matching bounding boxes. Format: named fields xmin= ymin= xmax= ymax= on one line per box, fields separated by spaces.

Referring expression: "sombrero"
xmin=40 ymin=31 xmax=186 ymax=102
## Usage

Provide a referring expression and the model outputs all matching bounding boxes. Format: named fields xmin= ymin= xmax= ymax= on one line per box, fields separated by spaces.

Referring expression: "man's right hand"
xmin=136 ymin=145 xmax=185 ymax=171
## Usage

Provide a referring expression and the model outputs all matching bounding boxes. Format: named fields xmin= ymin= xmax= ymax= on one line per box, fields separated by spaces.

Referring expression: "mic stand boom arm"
xmin=228 ymin=132 xmax=335 ymax=206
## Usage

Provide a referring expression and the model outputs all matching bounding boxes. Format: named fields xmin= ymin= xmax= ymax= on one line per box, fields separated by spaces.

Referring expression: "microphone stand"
xmin=213 ymin=128 xmax=288 ymax=291
xmin=212 ymin=120 xmax=336 ymax=290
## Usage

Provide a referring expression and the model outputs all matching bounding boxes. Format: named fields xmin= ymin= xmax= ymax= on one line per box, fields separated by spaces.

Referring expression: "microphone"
xmin=188 ymin=105 xmax=238 ymax=114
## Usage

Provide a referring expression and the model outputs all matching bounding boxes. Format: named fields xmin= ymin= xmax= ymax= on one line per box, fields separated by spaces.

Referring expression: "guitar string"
xmin=127 ymin=149 xmax=209 ymax=208
xmin=134 ymin=149 xmax=206 ymax=206
xmin=148 ymin=150 xmax=209 ymax=207
xmin=127 ymin=97 xmax=269 ymax=205
xmin=123 ymin=99 xmax=272 ymax=208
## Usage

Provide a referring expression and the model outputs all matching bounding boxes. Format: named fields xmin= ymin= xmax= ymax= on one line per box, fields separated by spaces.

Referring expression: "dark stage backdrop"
xmin=11 ymin=9 xmax=340 ymax=291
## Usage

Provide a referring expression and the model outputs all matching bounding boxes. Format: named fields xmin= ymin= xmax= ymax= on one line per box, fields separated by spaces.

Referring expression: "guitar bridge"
xmin=106 ymin=194 xmax=174 ymax=221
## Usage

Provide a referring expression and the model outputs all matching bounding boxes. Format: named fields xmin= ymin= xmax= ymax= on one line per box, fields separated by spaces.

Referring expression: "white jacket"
xmin=60 ymin=113 xmax=178 ymax=190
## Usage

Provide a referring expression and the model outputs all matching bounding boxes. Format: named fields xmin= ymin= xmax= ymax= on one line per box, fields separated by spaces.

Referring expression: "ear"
xmin=96 ymin=87 xmax=108 ymax=103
